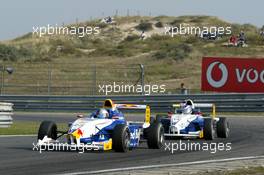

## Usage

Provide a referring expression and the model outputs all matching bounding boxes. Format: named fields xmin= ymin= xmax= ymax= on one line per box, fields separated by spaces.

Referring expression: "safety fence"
xmin=0 ymin=63 xmax=144 ymax=95
xmin=0 ymin=93 xmax=263 ymax=113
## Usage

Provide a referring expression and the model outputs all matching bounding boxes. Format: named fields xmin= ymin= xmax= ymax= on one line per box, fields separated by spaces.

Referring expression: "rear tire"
xmin=146 ymin=122 xmax=164 ymax=149
xmin=217 ymin=117 xmax=230 ymax=138
xmin=204 ymin=118 xmax=215 ymax=140
xmin=112 ymin=124 xmax=130 ymax=152
xmin=143 ymin=117 xmax=155 ymax=139
xmin=38 ymin=121 xmax=57 ymax=140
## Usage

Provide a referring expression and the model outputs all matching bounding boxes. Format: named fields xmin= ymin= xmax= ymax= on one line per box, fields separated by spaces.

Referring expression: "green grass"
xmin=0 ymin=121 xmax=68 ymax=135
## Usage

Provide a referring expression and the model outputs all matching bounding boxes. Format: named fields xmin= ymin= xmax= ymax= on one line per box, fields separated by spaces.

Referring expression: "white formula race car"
xmin=37 ymin=99 xmax=164 ymax=152
xmin=157 ymin=100 xmax=230 ymax=140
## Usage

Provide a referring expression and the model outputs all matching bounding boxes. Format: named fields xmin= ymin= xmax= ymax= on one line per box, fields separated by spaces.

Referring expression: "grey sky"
xmin=0 ymin=0 xmax=263 ymax=41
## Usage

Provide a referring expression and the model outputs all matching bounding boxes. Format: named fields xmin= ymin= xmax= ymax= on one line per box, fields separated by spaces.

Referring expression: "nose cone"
xmin=69 ymin=118 xmax=113 ymax=139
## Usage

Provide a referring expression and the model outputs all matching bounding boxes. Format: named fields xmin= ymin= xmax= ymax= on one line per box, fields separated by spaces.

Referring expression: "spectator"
xmin=229 ymin=35 xmax=237 ymax=46
xmin=261 ymin=30 xmax=264 ymax=42
xmin=106 ymin=16 xmax=112 ymax=23
xmin=237 ymin=31 xmax=246 ymax=47
xmin=140 ymin=31 xmax=147 ymax=40
xmin=180 ymin=83 xmax=188 ymax=95
xmin=260 ymin=30 xmax=264 ymax=37
xmin=101 ymin=16 xmax=115 ymax=24
xmin=238 ymin=31 xmax=246 ymax=41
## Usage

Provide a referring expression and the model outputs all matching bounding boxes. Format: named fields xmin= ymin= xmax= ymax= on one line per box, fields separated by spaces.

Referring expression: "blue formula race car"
xmin=157 ymin=99 xmax=230 ymax=140
xmin=37 ymin=99 xmax=164 ymax=152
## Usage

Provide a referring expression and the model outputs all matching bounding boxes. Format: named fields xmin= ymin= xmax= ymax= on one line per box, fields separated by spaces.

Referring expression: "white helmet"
xmin=182 ymin=105 xmax=192 ymax=114
xmin=185 ymin=99 xmax=194 ymax=109
xmin=97 ymin=108 xmax=109 ymax=119
xmin=182 ymin=99 xmax=194 ymax=114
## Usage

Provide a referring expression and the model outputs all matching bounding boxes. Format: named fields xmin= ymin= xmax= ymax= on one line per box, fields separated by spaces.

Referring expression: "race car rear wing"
xmin=116 ymin=104 xmax=151 ymax=124
xmin=103 ymin=99 xmax=151 ymax=125
xmin=172 ymin=103 xmax=216 ymax=118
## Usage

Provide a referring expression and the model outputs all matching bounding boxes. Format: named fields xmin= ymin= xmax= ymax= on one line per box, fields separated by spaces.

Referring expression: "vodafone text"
xmin=236 ymin=68 xmax=264 ymax=84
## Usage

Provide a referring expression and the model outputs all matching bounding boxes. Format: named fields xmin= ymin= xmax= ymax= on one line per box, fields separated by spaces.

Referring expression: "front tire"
xmin=146 ymin=122 xmax=164 ymax=149
xmin=38 ymin=121 xmax=57 ymax=140
xmin=204 ymin=118 xmax=215 ymax=140
xmin=112 ymin=124 xmax=130 ymax=152
xmin=217 ymin=117 xmax=230 ymax=138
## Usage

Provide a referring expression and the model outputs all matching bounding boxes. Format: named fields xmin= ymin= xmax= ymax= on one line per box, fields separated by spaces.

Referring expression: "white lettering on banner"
xmin=261 ymin=71 xmax=264 ymax=83
xmin=236 ymin=69 xmax=246 ymax=83
xmin=236 ymin=68 xmax=264 ymax=84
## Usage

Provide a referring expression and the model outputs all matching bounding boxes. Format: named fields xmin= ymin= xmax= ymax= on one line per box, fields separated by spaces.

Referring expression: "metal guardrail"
xmin=0 ymin=102 xmax=14 ymax=128
xmin=0 ymin=94 xmax=263 ymax=113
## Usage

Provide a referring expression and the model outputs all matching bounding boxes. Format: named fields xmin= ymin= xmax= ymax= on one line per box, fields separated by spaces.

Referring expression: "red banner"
xmin=201 ymin=57 xmax=264 ymax=92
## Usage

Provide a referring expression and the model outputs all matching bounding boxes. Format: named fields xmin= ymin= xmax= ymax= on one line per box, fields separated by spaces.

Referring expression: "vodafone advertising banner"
xmin=201 ymin=57 xmax=264 ymax=92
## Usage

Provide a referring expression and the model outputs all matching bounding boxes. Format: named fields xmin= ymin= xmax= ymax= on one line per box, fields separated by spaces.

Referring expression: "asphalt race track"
xmin=0 ymin=114 xmax=263 ymax=175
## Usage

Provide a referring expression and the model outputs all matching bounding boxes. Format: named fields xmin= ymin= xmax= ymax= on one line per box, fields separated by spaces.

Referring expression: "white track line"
xmin=0 ymin=134 xmax=36 ymax=137
xmin=59 ymin=155 xmax=264 ymax=175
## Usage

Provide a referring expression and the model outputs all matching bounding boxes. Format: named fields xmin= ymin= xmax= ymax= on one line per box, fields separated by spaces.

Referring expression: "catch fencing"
xmin=0 ymin=93 xmax=263 ymax=113
xmin=0 ymin=63 xmax=144 ymax=95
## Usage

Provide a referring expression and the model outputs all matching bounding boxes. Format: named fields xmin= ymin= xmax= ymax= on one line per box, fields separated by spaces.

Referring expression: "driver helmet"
xmin=96 ymin=108 xmax=109 ymax=119
xmin=182 ymin=99 xmax=194 ymax=114
xmin=182 ymin=105 xmax=192 ymax=114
